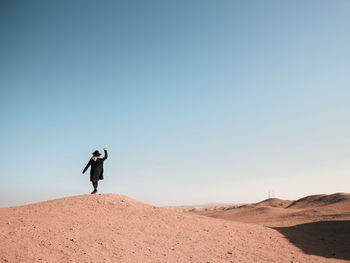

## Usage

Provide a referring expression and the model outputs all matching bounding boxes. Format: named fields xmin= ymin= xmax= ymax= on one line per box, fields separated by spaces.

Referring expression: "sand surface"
xmin=1 ymin=193 xmax=349 ymax=262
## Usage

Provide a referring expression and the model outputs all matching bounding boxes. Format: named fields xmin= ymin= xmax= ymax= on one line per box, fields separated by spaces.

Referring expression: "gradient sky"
xmin=1 ymin=0 xmax=350 ymax=207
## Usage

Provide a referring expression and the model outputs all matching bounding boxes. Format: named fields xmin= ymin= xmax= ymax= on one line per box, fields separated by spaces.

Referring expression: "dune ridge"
xmin=287 ymin=193 xmax=350 ymax=209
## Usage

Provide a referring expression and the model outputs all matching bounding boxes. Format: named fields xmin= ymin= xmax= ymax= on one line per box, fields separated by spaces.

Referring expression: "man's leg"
xmin=94 ymin=180 xmax=98 ymax=191
xmin=91 ymin=181 xmax=98 ymax=194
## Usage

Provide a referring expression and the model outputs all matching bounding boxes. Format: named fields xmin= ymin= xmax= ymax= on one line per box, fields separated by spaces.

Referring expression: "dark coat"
xmin=82 ymin=150 xmax=108 ymax=181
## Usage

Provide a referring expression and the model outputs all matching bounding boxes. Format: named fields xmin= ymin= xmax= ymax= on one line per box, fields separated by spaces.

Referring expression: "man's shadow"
xmin=272 ymin=220 xmax=350 ymax=260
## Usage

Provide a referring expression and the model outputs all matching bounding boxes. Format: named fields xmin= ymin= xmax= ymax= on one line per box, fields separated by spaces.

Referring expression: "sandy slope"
xmin=0 ymin=194 xmax=346 ymax=263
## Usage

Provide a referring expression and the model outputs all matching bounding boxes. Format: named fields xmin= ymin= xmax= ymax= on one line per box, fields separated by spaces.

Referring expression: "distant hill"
xmin=189 ymin=193 xmax=350 ymax=227
xmin=287 ymin=193 xmax=350 ymax=209
xmin=254 ymin=198 xmax=293 ymax=208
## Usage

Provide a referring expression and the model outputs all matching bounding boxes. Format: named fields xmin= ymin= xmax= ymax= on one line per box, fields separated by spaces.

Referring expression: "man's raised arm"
xmin=103 ymin=148 xmax=108 ymax=160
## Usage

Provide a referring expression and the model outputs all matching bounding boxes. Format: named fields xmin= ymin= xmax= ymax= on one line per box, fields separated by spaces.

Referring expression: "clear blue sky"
xmin=1 ymin=0 xmax=349 ymax=207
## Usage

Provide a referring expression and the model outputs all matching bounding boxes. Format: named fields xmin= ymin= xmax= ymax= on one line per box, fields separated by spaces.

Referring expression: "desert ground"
xmin=187 ymin=193 xmax=350 ymax=261
xmin=1 ymin=193 xmax=349 ymax=262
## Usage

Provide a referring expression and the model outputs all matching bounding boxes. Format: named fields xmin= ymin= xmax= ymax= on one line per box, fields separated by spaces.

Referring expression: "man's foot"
xmin=91 ymin=190 xmax=97 ymax=194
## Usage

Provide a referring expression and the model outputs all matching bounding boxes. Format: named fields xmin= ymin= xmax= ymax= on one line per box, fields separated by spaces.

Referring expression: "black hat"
xmin=92 ymin=150 xmax=102 ymax=156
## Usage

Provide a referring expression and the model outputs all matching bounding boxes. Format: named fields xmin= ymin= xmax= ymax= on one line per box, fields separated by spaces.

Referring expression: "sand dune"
xmin=190 ymin=193 xmax=350 ymax=227
xmin=254 ymin=197 xmax=293 ymax=208
xmin=1 ymin=194 xmax=347 ymax=262
xmin=287 ymin=193 xmax=350 ymax=209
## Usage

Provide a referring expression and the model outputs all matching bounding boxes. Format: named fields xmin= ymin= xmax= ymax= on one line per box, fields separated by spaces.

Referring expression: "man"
xmin=82 ymin=148 xmax=108 ymax=194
